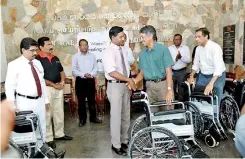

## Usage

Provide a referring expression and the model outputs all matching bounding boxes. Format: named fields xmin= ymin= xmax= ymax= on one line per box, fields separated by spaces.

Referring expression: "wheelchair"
xmin=220 ymin=78 xmax=244 ymax=136
xmin=10 ymin=111 xmax=66 ymax=158
xmin=184 ymin=83 xmax=228 ymax=148
xmin=129 ymin=91 xmax=208 ymax=158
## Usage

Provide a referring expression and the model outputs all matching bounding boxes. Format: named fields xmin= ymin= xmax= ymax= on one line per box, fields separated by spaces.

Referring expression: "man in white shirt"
xmin=189 ymin=27 xmax=226 ymax=105
xmin=102 ymin=26 xmax=136 ymax=156
xmin=5 ymin=37 xmax=49 ymax=140
xmin=168 ymin=34 xmax=191 ymax=101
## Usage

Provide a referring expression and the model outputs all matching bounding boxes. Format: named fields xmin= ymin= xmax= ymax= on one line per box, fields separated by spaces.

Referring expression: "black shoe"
xmin=121 ymin=143 xmax=128 ymax=151
xmin=111 ymin=145 xmax=127 ymax=156
xmin=55 ymin=135 xmax=73 ymax=140
xmin=90 ymin=118 xmax=102 ymax=124
xmin=47 ymin=141 xmax=56 ymax=149
xmin=79 ymin=120 xmax=86 ymax=127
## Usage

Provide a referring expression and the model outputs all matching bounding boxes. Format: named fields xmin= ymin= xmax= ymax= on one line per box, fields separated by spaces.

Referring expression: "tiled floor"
xmin=55 ymin=105 xmax=241 ymax=158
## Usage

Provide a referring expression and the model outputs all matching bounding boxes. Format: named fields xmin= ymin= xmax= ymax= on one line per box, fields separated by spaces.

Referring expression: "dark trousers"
xmin=173 ymin=69 xmax=187 ymax=102
xmin=75 ymin=77 xmax=96 ymax=122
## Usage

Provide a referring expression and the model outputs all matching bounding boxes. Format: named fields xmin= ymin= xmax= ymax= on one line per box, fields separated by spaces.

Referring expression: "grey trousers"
xmin=107 ymin=82 xmax=131 ymax=148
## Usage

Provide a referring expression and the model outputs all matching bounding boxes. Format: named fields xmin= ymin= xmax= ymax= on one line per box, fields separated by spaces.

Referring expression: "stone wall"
xmin=1 ymin=0 xmax=245 ymax=78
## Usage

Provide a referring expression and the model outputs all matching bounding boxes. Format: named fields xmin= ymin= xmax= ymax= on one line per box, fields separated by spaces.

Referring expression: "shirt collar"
xmin=21 ymin=55 xmax=31 ymax=63
xmin=145 ymin=42 xmax=158 ymax=52
xmin=39 ymin=51 xmax=54 ymax=58
xmin=204 ymin=40 xmax=211 ymax=49
xmin=110 ymin=42 xmax=121 ymax=50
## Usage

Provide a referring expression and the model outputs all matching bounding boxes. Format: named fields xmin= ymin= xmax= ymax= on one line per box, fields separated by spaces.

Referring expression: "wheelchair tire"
xmin=220 ymin=95 xmax=240 ymax=131
xmin=204 ymin=134 xmax=216 ymax=148
xmin=128 ymin=126 xmax=183 ymax=158
xmin=184 ymin=101 xmax=204 ymax=137
xmin=130 ymin=114 xmax=148 ymax=138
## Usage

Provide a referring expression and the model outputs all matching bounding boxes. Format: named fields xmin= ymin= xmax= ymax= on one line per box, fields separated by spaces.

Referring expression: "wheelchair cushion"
xmin=152 ymin=119 xmax=186 ymax=125
xmin=153 ymin=109 xmax=186 ymax=116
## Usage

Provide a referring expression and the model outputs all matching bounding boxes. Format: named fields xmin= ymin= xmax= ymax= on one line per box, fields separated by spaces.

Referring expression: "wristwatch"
xmin=167 ymin=87 xmax=172 ymax=91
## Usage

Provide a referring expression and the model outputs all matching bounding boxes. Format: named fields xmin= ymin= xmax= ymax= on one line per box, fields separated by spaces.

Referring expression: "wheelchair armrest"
xmin=153 ymin=109 xmax=186 ymax=116
xmin=151 ymin=100 xmax=180 ymax=105
xmin=15 ymin=116 xmax=26 ymax=121
xmin=16 ymin=111 xmax=33 ymax=116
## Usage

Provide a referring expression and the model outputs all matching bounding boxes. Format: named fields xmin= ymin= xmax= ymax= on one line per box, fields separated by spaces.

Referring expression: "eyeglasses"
xmin=28 ymin=49 xmax=38 ymax=53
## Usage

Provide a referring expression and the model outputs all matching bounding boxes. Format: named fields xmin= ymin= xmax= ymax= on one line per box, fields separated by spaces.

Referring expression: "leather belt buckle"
xmin=153 ymin=79 xmax=161 ymax=83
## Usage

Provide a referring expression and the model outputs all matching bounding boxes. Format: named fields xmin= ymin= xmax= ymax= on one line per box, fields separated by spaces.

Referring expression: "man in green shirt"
xmin=133 ymin=25 xmax=174 ymax=109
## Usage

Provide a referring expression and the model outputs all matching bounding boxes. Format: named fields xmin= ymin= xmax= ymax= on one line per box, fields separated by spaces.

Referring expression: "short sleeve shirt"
xmin=138 ymin=43 xmax=174 ymax=80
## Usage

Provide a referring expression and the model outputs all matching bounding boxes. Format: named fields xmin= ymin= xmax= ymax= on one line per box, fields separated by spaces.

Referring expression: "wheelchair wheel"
xmin=220 ymin=95 xmax=240 ymax=131
xmin=204 ymin=134 xmax=216 ymax=148
xmin=184 ymin=101 xmax=204 ymax=137
xmin=128 ymin=126 xmax=183 ymax=158
xmin=130 ymin=114 xmax=148 ymax=138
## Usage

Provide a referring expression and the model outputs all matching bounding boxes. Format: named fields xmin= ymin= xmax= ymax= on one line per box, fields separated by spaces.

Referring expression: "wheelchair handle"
xmin=16 ymin=111 xmax=34 ymax=116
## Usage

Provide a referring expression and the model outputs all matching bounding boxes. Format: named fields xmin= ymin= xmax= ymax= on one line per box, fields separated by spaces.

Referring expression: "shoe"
xmin=121 ymin=143 xmax=128 ymax=151
xmin=111 ymin=145 xmax=127 ymax=156
xmin=90 ymin=118 xmax=102 ymax=124
xmin=55 ymin=135 xmax=73 ymax=140
xmin=47 ymin=141 xmax=56 ymax=149
xmin=79 ymin=120 xmax=86 ymax=127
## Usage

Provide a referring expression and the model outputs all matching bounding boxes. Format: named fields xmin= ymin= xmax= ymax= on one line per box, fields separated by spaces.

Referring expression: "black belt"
xmin=172 ymin=67 xmax=186 ymax=72
xmin=146 ymin=78 xmax=166 ymax=83
xmin=16 ymin=93 xmax=40 ymax=99
xmin=108 ymin=80 xmax=127 ymax=83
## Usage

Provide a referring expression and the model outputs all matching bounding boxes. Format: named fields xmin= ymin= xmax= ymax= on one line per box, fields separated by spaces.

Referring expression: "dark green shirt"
xmin=138 ymin=43 xmax=174 ymax=80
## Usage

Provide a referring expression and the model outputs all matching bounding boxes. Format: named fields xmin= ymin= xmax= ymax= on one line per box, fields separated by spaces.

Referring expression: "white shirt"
xmin=72 ymin=52 xmax=98 ymax=78
xmin=168 ymin=44 xmax=191 ymax=70
xmin=123 ymin=46 xmax=135 ymax=65
xmin=5 ymin=55 xmax=49 ymax=104
xmin=192 ymin=40 xmax=226 ymax=76
xmin=102 ymin=43 xmax=130 ymax=80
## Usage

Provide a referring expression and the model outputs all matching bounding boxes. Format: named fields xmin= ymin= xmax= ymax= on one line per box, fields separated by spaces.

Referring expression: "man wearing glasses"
xmin=5 ymin=37 xmax=49 ymax=142
xmin=168 ymin=34 xmax=191 ymax=101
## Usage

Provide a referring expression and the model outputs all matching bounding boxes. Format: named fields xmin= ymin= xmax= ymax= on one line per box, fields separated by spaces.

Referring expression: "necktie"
xmin=119 ymin=47 xmax=127 ymax=77
xmin=29 ymin=61 xmax=42 ymax=97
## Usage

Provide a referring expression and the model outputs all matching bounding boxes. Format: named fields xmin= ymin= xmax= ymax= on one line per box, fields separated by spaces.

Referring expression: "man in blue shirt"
xmin=72 ymin=39 xmax=102 ymax=127
xmin=133 ymin=25 xmax=174 ymax=108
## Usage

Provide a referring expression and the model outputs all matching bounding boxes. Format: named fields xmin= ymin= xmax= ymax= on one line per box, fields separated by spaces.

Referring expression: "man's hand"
xmin=53 ymin=83 xmax=63 ymax=90
xmin=84 ymin=73 xmax=92 ymax=78
xmin=126 ymin=78 xmax=136 ymax=91
xmin=45 ymin=103 xmax=50 ymax=112
xmin=204 ymin=83 xmax=214 ymax=95
xmin=1 ymin=100 xmax=16 ymax=151
xmin=175 ymin=52 xmax=182 ymax=61
xmin=188 ymin=74 xmax=195 ymax=84
xmin=165 ymin=90 xmax=173 ymax=105
xmin=59 ymin=81 xmax=65 ymax=87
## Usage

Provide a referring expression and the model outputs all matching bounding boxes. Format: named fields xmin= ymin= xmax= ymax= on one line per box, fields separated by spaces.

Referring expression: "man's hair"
xmin=109 ymin=26 xmax=124 ymax=40
xmin=79 ymin=39 xmax=88 ymax=46
xmin=37 ymin=37 xmax=50 ymax=47
xmin=174 ymin=34 xmax=182 ymax=39
xmin=20 ymin=37 xmax=38 ymax=54
xmin=196 ymin=27 xmax=210 ymax=39
xmin=139 ymin=25 xmax=157 ymax=41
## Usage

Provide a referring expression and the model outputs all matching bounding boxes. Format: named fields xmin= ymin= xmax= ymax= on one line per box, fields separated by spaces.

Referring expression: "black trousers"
xmin=75 ymin=77 xmax=96 ymax=122
xmin=173 ymin=69 xmax=187 ymax=102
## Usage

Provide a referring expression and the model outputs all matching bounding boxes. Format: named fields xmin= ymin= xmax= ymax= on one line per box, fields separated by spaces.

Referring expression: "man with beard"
xmin=36 ymin=37 xmax=72 ymax=149
xmin=5 ymin=37 xmax=49 ymax=142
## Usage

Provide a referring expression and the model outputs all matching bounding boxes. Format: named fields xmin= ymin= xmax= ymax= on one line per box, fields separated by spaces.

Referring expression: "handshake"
xmin=126 ymin=78 xmax=137 ymax=91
